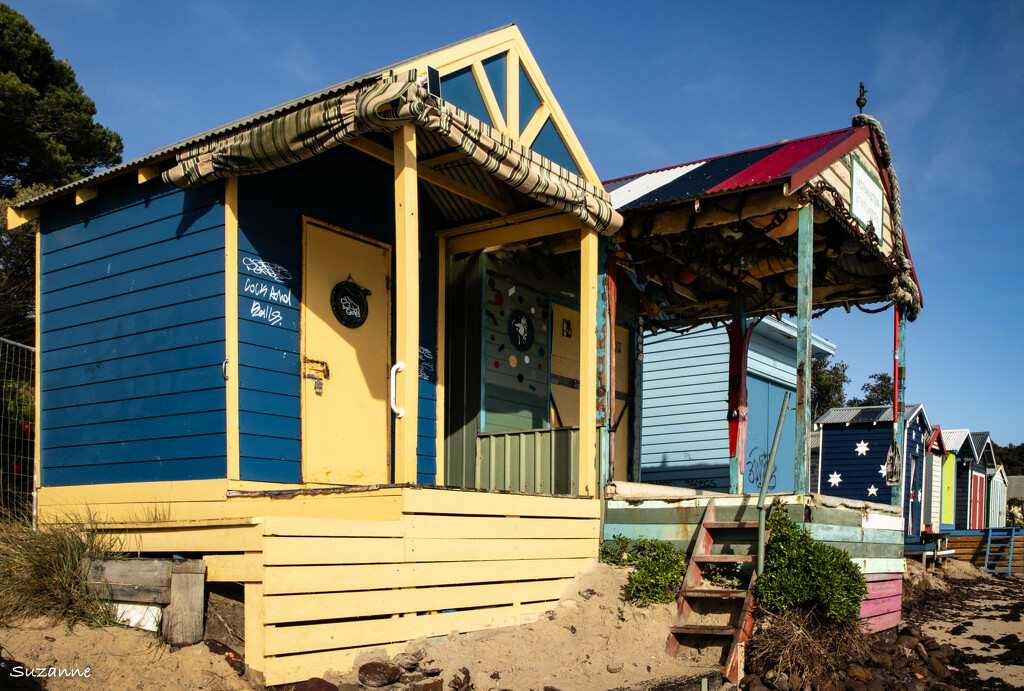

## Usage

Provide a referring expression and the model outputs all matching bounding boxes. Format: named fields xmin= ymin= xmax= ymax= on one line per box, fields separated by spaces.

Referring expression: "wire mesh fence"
xmin=1 ymin=336 xmax=34 ymax=519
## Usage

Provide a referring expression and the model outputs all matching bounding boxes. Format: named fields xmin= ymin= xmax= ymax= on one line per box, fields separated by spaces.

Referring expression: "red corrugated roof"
xmin=706 ymin=127 xmax=867 ymax=194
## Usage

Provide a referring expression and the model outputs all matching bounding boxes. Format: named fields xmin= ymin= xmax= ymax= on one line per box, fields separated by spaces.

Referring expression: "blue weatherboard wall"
xmin=39 ymin=178 xmax=227 ymax=486
xmin=237 ymin=145 xmax=442 ymax=484
xmin=745 ymin=374 xmax=796 ymax=494
xmin=818 ymin=408 xmax=927 ymax=536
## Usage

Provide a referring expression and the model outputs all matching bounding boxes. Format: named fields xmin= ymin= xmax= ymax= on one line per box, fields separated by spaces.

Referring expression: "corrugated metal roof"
xmin=17 ymin=26 xmax=517 ymax=210
xmin=606 ymin=127 xmax=868 ymax=212
xmin=941 ymin=429 xmax=974 ymax=456
xmin=1008 ymin=475 xmax=1024 ymax=500
xmin=815 ymin=403 xmax=924 ymax=426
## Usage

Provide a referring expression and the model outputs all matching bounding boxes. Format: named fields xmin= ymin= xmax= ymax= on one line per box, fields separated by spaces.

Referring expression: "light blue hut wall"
xmin=638 ymin=319 xmax=832 ymax=493
xmin=39 ymin=177 xmax=227 ymax=486
xmin=640 ymin=326 xmax=730 ymax=491
xmin=236 ymin=145 xmax=442 ymax=484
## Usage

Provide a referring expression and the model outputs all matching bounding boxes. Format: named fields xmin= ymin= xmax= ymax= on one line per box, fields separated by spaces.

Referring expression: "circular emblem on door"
xmin=507 ymin=309 xmax=534 ymax=351
xmin=331 ymin=279 xmax=371 ymax=328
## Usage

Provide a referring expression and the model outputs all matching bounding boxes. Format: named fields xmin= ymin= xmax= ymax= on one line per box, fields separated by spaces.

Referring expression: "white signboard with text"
xmin=851 ymin=154 xmax=884 ymax=243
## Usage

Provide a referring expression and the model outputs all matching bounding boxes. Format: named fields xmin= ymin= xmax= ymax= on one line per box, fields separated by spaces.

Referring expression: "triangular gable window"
xmin=440 ymin=66 xmax=492 ymax=127
xmin=532 ymin=119 xmax=580 ymax=176
xmin=482 ymin=53 xmax=507 ymax=121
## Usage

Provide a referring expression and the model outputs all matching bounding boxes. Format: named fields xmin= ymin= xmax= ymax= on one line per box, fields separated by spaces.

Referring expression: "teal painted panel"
xmin=531 ymin=120 xmax=580 ymax=176
xmin=440 ymin=66 xmax=491 ymax=127
xmin=481 ymin=53 xmax=507 ymax=121
xmin=603 ymin=522 xmax=697 ymax=543
xmin=806 ymin=523 xmax=905 ymax=545
xmin=518 ymin=64 xmax=541 ymax=134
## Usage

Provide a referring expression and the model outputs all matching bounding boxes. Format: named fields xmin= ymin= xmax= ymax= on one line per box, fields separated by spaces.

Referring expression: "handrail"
xmin=757 ymin=391 xmax=791 ymax=575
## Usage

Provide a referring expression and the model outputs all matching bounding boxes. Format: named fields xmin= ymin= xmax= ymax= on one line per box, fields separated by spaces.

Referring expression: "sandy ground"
xmin=904 ymin=557 xmax=1024 ymax=689
xmin=329 ymin=562 xmax=720 ymax=691
xmin=0 ymin=618 xmax=252 ymax=691
xmin=0 ymin=558 xmax=1021 ymax=690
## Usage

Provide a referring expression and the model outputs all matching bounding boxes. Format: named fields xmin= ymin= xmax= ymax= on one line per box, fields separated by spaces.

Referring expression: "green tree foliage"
xmin=0 ymin=4 xmax=122 ymax=196
xmin=755 ymin=505 xmax=867 ymax=623
xmin=993 ymin=442 xmax=1024 ymax=477
xmin=811 ymin=354 xmax=850 ymax=420
xmin=847 ymin=372 xmax=895 ymax=407
xmin=0 ymin=4 xmax=123 ymax=343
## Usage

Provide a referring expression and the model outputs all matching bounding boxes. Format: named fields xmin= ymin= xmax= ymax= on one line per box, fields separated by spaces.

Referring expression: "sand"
xmin=1 ymin=558 xmax=1021 ymax=690
xmin=329 ymin=562 xmax=720 ymax=691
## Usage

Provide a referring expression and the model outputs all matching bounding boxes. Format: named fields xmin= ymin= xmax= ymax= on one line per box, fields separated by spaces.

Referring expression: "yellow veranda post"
xmin=578 ymin=226 xmax=599 ymax=497
xmin=394 ymin=123 xmax=420 ymax=484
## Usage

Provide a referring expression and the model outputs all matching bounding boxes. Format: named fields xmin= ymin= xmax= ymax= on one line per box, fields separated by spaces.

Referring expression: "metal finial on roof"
xmin=856 ymin=82 xmax=868 ymax=114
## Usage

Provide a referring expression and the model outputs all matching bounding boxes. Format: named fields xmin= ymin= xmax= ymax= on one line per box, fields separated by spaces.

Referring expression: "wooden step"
xmin=682 ymin=588 xmax=748 ymax=599
xmin=671 ymin=624 xmax=739 ymax=636
xmin=704 ymin=521 xmax=759 ymax=530
xmin=694 ymin=554 xmax=756 ymax=563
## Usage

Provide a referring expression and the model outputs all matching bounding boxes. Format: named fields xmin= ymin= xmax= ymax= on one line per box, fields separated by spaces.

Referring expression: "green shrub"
xmin=0 ymin=512 xmax=121 ymax=627
xmin=754 ymin=504 xmax=867 ymax=623
xmin=601 ymin=534 xmax=686 ymax=607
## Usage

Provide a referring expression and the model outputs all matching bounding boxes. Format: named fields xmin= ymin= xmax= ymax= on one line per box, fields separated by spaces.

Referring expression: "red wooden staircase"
xmin=666 ymin=498 xmax=766 ymax=684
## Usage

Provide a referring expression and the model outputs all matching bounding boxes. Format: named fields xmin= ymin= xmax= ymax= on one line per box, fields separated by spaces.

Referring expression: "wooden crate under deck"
xmin=87 ymin=486 xmax=600 ymax=687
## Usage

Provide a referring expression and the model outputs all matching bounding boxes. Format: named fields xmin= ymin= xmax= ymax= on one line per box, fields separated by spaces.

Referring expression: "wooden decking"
xmin=83 ymin=486 xmax=600 ymax=687
xmin=948 ymin=529 xmax=1024 ymax=574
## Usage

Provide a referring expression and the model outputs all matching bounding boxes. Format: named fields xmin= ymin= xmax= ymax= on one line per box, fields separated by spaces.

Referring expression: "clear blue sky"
xmin=13 ymin=1 xmax=1024 ymax=445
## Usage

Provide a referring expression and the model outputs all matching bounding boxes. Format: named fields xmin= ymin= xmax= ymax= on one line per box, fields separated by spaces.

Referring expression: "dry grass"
xmin=0 ymin=511 xmax=122 ymax=628
xmin=747 ymin=605 xmax=871 ymax=684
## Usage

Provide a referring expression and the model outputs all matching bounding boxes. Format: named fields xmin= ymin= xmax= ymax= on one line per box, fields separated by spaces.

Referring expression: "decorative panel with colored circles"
xmin=481 ymin=269 xmax=550 ymax=433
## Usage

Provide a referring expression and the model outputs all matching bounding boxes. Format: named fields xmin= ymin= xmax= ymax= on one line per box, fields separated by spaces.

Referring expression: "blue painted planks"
xmin=43 ymin=411 xmax=226 ymax=449
xmin=42 ymin=320 xmax=223 ymax=371
xmin=44 ymin=433 xmax=226 ymax=468
xmin=44 ymin=457 xmax=226 ymax=486
xmin=38 ymin=182 xmax=227 ymax=487
xmin=41 ymin=389 xmax=224 ymax=428
xmin=41 ymin=342 xmax=225 ymax=390
xmin=41 ymin=219 xmax=224 ymax=292
xmin=239 ymin=457 xmax=300 ymax=483
xmin=44 ymin=272 xmax=224 ymax=331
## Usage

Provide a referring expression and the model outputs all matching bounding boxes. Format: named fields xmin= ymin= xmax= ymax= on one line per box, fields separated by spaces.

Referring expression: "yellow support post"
xmin=225 ymin=179 xmax=241 ymax=481
xmin=579 ymin=227 xmax=599 ymax=497
xmin=435 ymin=236 xmax=447 ymax=486
xmin=394 ymin=123 xmax=419 ymax=484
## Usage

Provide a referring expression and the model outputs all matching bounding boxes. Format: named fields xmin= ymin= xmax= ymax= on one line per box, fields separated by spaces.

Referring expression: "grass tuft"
xmin=0 ymin=510 xmax=122 ymax=628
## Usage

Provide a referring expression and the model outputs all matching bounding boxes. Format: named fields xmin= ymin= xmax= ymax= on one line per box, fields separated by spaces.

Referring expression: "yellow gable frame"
xmin=393 ymin=25 xmax=602 ymax=187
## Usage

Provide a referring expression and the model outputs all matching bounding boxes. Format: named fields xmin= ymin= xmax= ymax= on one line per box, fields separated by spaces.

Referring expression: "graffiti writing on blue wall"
xmin=746 ymin=446 xmax=778 ymax=492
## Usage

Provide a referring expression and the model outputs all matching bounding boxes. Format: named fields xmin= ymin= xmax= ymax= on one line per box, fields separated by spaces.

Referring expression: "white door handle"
xmin=390 ymin=361 xmax=406 ymax=418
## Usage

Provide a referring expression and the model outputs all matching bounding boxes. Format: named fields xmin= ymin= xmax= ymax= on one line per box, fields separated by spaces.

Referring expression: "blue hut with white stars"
xmin=815 ymin=404 xmax=930 ymax=538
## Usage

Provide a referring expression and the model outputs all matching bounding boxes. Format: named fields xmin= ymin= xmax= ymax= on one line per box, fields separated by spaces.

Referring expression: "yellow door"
xmin=301 ymin=218 xmax=391 ymax=485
